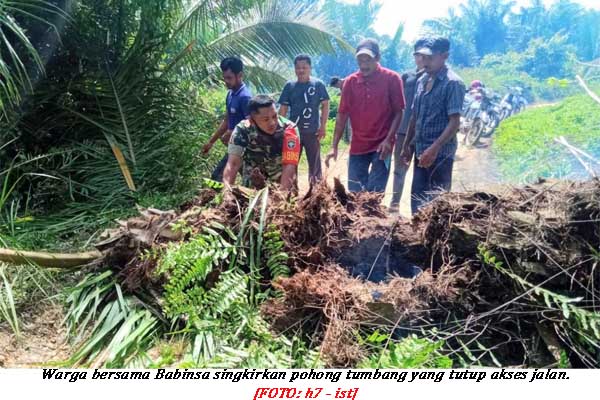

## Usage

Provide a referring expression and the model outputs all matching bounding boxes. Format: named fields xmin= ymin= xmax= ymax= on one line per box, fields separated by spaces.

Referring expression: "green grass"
xmin=493 ymin=93 xmax=600 ymax=183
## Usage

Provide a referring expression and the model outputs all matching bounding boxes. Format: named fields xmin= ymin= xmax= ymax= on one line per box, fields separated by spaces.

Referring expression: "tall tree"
xmin=423 ymin=8 xmax=477 ymax=67
xmin=458 ymin=0 xmax=515 ymax=59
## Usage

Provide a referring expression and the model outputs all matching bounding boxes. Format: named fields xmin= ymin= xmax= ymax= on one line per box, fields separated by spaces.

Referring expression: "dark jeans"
xmin=300 ymin=131 xmax=322 ymax=184
xmin=390 ymin=133 xmax=409 ymax=208
xmin=348 ymin=151 xmax=391 ymax=193
xmin=210 ymin=154 xmax=229 ymax=182
xmin=411 ymin=155 xmax=454 ymax=214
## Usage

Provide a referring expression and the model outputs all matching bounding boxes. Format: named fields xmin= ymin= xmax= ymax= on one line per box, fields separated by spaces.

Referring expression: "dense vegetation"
xmin=0 ymin=0 xmax=347 ymax=250
xmin=493 ymin=91 xmax=600 ymax=182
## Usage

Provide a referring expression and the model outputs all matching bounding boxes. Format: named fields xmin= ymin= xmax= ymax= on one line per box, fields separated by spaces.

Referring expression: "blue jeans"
xmin=210 ymin=154 xmax=229 ymax=182
xmin=348 ymin=152 xmax=391 ymax=193
xmin=411 ymin=155 xmax=454 ymax=214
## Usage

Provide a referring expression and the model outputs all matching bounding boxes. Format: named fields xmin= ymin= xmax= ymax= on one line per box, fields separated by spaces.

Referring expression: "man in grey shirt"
xmin=389 ymin=38 xmax=427 ymax=213
xmin=279 ymin=54 xmax=330 ymax=184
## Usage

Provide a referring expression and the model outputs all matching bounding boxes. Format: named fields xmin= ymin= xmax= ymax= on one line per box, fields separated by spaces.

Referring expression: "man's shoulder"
xmin=239 ymin=85 xmax=253 ymax=98
xmin=378 ymin=66 xmax=402 ymax=79
xmin=344 ymin=71 xmax=361 ymax=83
xmin=234 ymin=118 xmax=253 ymax=132
xmin=445 ymin=68 xmax=465 ymax=85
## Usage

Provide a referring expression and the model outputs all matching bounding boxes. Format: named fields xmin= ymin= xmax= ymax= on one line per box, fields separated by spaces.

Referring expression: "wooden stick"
xmin=554 ymin=136 xmax=597 ymax=178
xmin=576 ymin=75 xmax=600 ymax=106
xmin=0 ymin=248 xmax=102 ymax=268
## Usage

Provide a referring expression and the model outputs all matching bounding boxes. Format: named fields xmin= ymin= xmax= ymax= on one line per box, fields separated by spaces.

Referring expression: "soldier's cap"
xmin=414 ymin=37 xmax=450 ymax=56
xmin=355 ymin=38 xmax=380 ymax=59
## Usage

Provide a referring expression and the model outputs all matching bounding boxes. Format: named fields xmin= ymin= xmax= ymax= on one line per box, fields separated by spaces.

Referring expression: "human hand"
xmin=325 ymin=147 xmax=338 ymax=168
xmin=220 ymin=131 xmax=232 ymax=146
xmin=400 ymin=146 xmax=414 ymax=166
xmin=316 ymin=127 xmax=326 ymax=141
xmin=201 ymin=142 xmax=213 ymax=155
xmin=377 ymin=138 xmax=394 ymax=160
xmin=418 ymin=145 xmax=440 ymax=168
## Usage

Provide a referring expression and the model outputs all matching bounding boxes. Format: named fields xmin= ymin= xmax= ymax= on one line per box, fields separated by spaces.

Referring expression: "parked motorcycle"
xmin=461 ymin=88 xmax=500 ymax=146
xmin=499 ymin=86 xmax=528 ymax=119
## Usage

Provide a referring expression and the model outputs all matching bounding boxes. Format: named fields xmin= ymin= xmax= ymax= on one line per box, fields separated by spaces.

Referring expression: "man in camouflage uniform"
xmin=223 ymin=95 xmax=300 ymax=191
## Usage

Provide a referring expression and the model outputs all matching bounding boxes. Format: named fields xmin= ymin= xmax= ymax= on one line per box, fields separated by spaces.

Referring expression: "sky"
xmin=341 ymin=0 xmax=600 ymax=41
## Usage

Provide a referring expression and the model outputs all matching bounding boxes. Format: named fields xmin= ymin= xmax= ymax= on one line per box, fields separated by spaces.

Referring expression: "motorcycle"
xmin=482 ymin=92 xmax=502 ymax=137
xmin=500 ymin=87 xmax=528 ymax=119
xmin=461 ymin=88 xmax=500 ymax=146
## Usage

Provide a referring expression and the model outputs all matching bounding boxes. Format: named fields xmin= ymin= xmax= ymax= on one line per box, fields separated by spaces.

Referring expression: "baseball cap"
xmin=414 ymin=37 xmax=450 ymax=56
xmin=413 ymin=37 xmax=429 ymax=53
xmin=355 ymin=38 xmax=380 ymax=59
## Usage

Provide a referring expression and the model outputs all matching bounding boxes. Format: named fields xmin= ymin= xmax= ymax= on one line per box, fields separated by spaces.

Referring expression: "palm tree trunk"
xmin=0 ymin=248 xmax=102 ymax=268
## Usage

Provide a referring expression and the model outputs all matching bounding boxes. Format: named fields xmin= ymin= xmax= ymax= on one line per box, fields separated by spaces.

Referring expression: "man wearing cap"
xmin=400 ymin=37 xmax=466 ymax=214
xmin=326 ymin=39 xmax=405 ymax=194
xmin=389 ymin=38 xmax=428 ymax=214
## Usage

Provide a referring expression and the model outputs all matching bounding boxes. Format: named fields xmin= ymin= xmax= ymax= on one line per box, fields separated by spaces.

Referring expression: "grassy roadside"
xmin=493 ymin=93 xmax=600 ymax=182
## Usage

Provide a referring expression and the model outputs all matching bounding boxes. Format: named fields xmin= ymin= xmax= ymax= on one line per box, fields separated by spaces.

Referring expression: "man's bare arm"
xmin=222 ymin=154 xmax=242 ymax=186
xmin=320 ymin=101 xmax=330 ymax=125
xmin=202 ymin=117 xmax=228 ymax=154
xmin=403 ymin=116 xmax=416 ymax=151
xmin=433 ymin=114 xmax=461 ymax=149
xmin=400 ymin=116 xmax=417 ymax=164
xmin=377 ymin=110 xmax=403 ymax=159
xmin=418 ymin=114 xmax=461 ymax=168
xmin=279 ymin=164 xmax=297 ymax=191
xmin=278 ymin=105 xmax=289 ymax=118
xmin=325 ymin=111 xmax=348 ymax=166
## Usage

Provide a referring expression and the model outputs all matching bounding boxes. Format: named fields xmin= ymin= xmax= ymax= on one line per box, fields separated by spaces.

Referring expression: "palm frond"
xmin=172 ymin=0 xmax=351 ymax=90
xmin=0 ymin=0 xmax=68 ymax=113
xmin=171 ymin=0 xmax=247 ymax=41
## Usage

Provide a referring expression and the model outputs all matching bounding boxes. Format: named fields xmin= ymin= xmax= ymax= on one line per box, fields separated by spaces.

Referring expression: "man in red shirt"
xmin=326 ymin=39 xmax=405 ymax=193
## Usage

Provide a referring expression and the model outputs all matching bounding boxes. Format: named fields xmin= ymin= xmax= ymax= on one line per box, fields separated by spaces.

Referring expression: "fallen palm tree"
xmin=3 ymin=178 xmax=599 ymax=367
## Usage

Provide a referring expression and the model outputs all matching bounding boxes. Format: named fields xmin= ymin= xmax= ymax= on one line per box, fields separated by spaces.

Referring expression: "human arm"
xmin=377 ymin=72 xmax=406 ymax=159
xmin=202 ymin=116 xmax=228 ymax=154
xmin=223 ymin=124 xmax=247 ymax=185
xmin=377 ymin=110 xmax=403 ymax=160
xmin=279 ymin=164 xmax=297 ymax=191
xmin=418 ymin=80 xmax=465 ymax=168
xmin=400 ymin=115 xmax=416 ymax=165
xmin=222 ymin=154 xmax=242 ymax=186
xmin=316 ymin=82 xmax=330 ymax=141
xmin=278 ymin=104 xmax=289 ymax=118
xmin=325 ymin=111 xmax=348 ymax=167
xmin=417 ymin=114 xmax=460 ymax=168
xmin=317 ymin=100 xmax=330 ymax=141
xmin=277 ymin=82 xmax=291 ymax=118
xmin=325 ymin=81 xmax=350 ymax=167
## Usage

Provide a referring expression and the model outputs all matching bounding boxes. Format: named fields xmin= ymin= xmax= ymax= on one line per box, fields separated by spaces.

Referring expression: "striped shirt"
xmin=412 ymin=66 xmax=465 ymax=160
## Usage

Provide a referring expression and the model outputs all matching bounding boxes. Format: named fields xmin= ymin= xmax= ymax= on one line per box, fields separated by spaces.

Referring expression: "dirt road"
xmin=300 ymin=134 xmax=501 ymax=217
